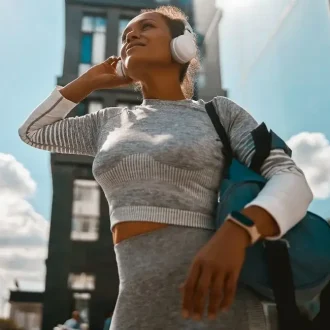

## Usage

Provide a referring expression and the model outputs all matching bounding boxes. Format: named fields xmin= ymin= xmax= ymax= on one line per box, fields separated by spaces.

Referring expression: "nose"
xmin=126 ymin=29 xmax=140 ymax=43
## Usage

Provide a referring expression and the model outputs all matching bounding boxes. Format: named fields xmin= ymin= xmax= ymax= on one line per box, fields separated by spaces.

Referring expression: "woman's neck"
xmin=140 ymin=70 xmax=186 ymax=101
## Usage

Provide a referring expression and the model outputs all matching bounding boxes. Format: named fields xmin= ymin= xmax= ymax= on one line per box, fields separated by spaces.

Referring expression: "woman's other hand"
xmin=180 ymin=221 xmax=250 ymax=321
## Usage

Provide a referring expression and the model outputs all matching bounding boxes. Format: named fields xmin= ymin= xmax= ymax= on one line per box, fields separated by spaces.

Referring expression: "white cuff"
xmin=19 ymin=86 xmax=77 ymax=136
xmin=245 ymin=173 xmax=313 ymax=240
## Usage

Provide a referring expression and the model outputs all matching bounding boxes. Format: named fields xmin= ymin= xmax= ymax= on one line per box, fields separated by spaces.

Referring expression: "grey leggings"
xmin=111 ymin=226 xmax=271 ymax=330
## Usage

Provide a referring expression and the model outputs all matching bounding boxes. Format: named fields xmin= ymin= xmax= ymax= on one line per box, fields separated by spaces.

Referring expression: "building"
xmin=9 ymin=291 xmax=43 ymax=330
xmin=41 ymin=0 xmax=226 ymax=329
xmin=193 ymin=0 xmax=226 ymax=100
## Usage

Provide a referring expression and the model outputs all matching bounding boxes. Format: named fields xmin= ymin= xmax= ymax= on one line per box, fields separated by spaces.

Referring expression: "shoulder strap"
xmin=205 ymin=100 xmax=233 ymax=163
xmin=265 ymin=241 xmax=312 ymax=330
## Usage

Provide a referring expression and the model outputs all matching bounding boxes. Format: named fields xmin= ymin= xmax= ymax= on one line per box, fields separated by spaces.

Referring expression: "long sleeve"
xmin=18 ymin=86 xmax=102 ymax=156
xmin=214 ymin=96 xmax=313 ymax=239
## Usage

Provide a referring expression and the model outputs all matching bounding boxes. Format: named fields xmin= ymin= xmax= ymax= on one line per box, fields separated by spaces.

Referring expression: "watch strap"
xmin=226 ymin=211 xmax=261 ymax=244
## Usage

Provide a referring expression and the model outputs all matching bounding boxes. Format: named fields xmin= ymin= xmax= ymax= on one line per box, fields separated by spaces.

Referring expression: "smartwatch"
xmin=226 ymin=211 xmax=261 ymax=245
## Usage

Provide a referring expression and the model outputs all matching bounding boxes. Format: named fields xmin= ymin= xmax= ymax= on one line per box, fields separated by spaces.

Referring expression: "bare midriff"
xmin=112 ymin=221 xmax=169 ymax=245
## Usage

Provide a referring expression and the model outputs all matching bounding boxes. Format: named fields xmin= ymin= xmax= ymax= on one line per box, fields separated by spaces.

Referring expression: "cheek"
xmin=147 ymin=38 xmax=172 ymax=61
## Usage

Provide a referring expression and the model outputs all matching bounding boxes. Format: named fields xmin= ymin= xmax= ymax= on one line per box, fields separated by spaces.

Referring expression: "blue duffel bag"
xmin=205 ymin=101 xmax=330 ymax=329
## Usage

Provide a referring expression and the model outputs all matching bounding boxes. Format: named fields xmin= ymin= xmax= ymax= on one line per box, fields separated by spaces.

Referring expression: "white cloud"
xmin=0 ymin=153 xmax=49 ymax=316
xmin=287 ymin=132 xmax=330 ymax=199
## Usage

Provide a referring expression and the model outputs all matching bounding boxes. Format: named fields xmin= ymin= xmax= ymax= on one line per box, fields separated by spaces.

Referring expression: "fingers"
xmin=181 ymin=261 xmax=201 ymax=319
xmin=181 ymin=268 xmax=238 ymax=321
xmin=207 ymin=272 xmax=225 ymax=319
xmin=191 ymin=268 xmax=212 ymax=320
xmin=104 ymin=56 xmax=121 ymax=71
xmin=219 ymin=272 xmax=239 ymax=312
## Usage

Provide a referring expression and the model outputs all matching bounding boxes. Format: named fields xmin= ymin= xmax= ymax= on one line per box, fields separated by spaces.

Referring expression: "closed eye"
xmin=122 ymin=22 xmax=155 ymax=43
xmin=142 ymin=22 xmax=154 ymax=30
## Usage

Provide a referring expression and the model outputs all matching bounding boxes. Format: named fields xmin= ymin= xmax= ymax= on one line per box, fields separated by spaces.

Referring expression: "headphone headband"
xmin=184 ymin=21 xmax=194 ymax=35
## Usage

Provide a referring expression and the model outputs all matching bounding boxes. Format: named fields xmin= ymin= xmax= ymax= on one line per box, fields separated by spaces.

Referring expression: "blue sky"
xmin=0 ymin=0 xmax=328 ymax=224
xmin=1 ymin=0 xmax=65 ymax=220
xmin=218 ymin=0 xmax=330 ymax=218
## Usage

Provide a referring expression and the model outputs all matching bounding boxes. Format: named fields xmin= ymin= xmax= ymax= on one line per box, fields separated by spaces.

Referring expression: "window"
xmin=88 ymin=100 xmax=103 ymax=114
xmin=73 ymin=292 xmax=91 ymax=324
xmin=71 ymin=180 xmax=100 ymax=241
xmin=68 ymin=273 xmax=95 ymax=291
xmin=79 ymin=16 xmax=107 ymax=76
xmin=76 ymin=102 xmax=87 ymax=116
xmin=75 ymin=100 xmax=103 ymax=116
xmin=116 ymin=102 xmax=138 ymax=110
xmin=118 ymin=18 xmax=132 ymax=55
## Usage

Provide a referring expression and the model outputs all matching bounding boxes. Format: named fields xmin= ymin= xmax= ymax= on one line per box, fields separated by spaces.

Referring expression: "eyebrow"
xmin=122 ymin=18 xmax=157 ymax=41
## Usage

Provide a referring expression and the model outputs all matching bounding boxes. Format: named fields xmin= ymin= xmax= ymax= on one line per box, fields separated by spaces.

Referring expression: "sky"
xmin=0 ymin=0 xmax=64 ymax=316
xmin=217 ymin=0 xmax=330 ymax=215
xmin=0 ymin=0 xmax=330 ymax=318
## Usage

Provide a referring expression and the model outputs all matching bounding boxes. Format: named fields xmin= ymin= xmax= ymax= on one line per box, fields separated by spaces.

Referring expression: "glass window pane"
xmin=82 ymin=16 xmax=94 ymax=32
xmin=118 ymin=18 xmax=131 ymax=55
xmin=88 ymin=101 xmax=103 ymax=114
xmin=73 ymin=179 xmax=100 ymax=216
xmin=76 ymin=102 xmax=87 ymax=116
xmin=71 ymin=216 xmax=99 ymax=241
xmin=73 ymin=292 xmax=91 ymax=324
xmin=95 ymin=17 xmax=107 ymax=33
xmin=68 ymin=274 xmax=95 ymax=290
xmin=119 ymin=18 xmax=130 ymax=36
xmin=78 ymin=63 xmax=91 ymax=76
xmin=116 ymin=102 xmax=137 ymax=110
xmin=92 ymin=32 xmax=106 ymax=64
xmin=80 ymin=34 xmax=92 ymax=64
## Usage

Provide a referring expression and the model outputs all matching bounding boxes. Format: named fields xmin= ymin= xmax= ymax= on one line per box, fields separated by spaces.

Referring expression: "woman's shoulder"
xmin=197 ymin=95 xmax=241 ymax=116
xmin=197 ymin=95 xmax=255 ymax=130
xmin=89 ymin=105 xmax=127 ymax=120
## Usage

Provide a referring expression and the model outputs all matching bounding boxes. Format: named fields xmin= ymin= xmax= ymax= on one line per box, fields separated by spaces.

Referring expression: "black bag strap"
xmin=313 ymin=281 xmax=330 ymax=328
xmin=205 ymin=100 xmax=232 ymax=161
xmin=264 ymin=241 xmax=312 ymax=330
xmin=249 ymin=122 xmax=271 ymax=173
xmin=205 ymin=101 xmax=271 ymax=174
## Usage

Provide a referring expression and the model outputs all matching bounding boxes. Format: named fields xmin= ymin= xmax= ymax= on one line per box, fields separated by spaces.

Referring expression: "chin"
xmin=125 ymin=55 xmax=171 ymax=72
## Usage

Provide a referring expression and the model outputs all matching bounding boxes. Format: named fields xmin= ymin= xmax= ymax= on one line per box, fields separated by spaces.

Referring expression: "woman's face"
xmin=120 ymin=12 xmax=174 ymax=73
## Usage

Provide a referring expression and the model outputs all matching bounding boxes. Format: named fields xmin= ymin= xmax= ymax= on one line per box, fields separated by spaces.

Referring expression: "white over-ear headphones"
xmin=116 ymin=21 xmax=197 ymax=76
xmin=170 ymin=22 xmax=197 ymax=64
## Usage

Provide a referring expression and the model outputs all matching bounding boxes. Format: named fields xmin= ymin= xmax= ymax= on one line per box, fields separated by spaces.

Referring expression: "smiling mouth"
xmin=126 ymin=45 xmax=144 ymax=52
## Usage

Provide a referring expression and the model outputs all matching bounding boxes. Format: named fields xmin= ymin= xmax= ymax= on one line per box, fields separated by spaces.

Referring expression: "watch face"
xmin=231 ymin=211 xmax=254 ymax=227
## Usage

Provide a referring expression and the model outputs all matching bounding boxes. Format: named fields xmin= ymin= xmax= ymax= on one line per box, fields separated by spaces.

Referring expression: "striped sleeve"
xmin=214 ymin=96 xmax=313 ymax=239
xmin=18 ymin=86 xmax=101 ymax=156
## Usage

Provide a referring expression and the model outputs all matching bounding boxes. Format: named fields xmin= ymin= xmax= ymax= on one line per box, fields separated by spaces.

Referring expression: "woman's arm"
xmin=18 ymin=82 xmax=100 ymax=156
xmin=214 ymin=96 xmax=313 ymax=239
xmin=180 ymin=97 xmax=313 ymax=321
xmin=18 ymin=57 xmax=132 ymax=156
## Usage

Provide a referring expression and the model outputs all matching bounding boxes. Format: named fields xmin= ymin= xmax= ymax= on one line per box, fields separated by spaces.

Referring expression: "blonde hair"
xmin=139 ymin=6 xmax=200 ymax=99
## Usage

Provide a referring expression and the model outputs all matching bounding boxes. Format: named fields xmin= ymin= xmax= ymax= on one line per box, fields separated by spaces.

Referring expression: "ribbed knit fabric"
xmin=18 ymin=87 xmax=312 ymax=235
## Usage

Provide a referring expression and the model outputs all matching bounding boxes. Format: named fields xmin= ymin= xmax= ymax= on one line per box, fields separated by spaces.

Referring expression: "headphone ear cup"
xmin=171 ymin=34 xmax=197 ymax=64
xmin=116 ymin=60 xmax=126 ymax=77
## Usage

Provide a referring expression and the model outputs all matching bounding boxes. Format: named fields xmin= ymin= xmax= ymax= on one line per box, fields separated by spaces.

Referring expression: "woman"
xmin=19 ymin=5 xmax=313 ymax=330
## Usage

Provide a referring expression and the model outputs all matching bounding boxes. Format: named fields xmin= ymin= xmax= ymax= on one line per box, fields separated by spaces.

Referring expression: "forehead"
xmin=126 ymin=12 xmax=166 ymax=29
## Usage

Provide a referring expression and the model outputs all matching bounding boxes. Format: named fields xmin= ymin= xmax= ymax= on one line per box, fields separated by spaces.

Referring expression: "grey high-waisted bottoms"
xmin=110 ymin=226 xmax=273 ymax=330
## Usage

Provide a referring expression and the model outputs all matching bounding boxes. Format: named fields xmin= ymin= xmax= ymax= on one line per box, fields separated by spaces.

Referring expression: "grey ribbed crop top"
xmin=18 ymin=87 xmax=312 ymax=235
